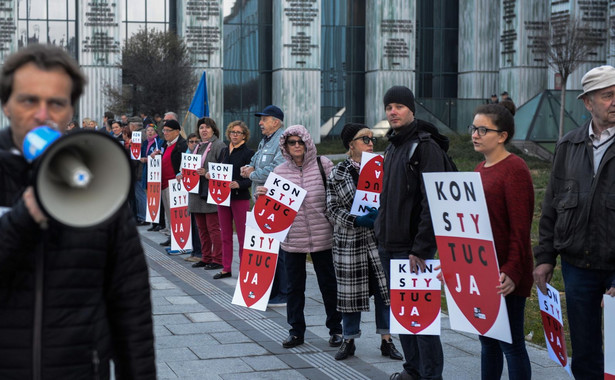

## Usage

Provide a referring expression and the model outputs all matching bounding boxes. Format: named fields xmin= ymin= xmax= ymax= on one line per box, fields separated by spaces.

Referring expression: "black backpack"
xmin=407 ymin=131 xmax=458 ymax=173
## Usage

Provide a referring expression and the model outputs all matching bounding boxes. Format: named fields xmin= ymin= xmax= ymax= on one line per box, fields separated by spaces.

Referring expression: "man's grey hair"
xmin=164 ymin=112 xmax=178 ymax=121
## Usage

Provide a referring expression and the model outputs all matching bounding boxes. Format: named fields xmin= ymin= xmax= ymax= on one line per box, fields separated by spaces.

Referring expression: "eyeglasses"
xmin=188 ymin=140 xmax=200 ymax=144
xmin=468 ymin=125 xmax=501 ymax=136
xmin=286 ymin=139 xmax=305 ymax=146
xmin=162 ymin=128 xmax=176 ymax=134
xmin=353 ymin=136 xmax=377 ymax=144
xmin=229 ymin=130 xmax=245 ymax=135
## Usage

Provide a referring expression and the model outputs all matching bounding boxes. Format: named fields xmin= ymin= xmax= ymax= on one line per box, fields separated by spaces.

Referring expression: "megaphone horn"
xmin=26 ymin=128 xmax=132 ymax=228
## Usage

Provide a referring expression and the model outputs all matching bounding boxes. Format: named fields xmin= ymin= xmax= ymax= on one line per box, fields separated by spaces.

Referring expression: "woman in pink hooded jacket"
xmin=256 ymin=124 xmax=343 ymax=349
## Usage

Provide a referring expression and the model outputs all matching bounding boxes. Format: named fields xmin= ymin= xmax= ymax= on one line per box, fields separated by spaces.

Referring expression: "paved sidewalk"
xmin=138 ymin=226 xmax=570 ymax=379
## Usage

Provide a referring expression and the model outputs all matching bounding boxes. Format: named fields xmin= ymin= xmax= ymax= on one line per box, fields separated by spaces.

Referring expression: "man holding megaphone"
xmin=0 ymin=44 xmax=155 ymax=378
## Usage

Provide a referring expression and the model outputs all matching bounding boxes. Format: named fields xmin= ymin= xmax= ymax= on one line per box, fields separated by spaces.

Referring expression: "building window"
xmin=17 ymin=0 xmax=77 ymax=58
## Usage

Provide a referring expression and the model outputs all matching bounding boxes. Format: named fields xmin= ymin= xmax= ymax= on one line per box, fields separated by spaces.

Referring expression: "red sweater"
xmin=475 ymin=154 xmax=534 ymax=297
xmin=161 ymin=142 xmax=176 ymax=190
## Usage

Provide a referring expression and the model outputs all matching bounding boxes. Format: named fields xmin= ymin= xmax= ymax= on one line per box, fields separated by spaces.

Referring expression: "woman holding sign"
xmin=212 ymin=121 xmax=254 ymax=279
xmin=256 ymin=125 xmax=343 ymax=349
xmin=326 ymin=123 xmax=403 ymax=361
xmin=470 ymin=104 xmax=534 ymax=379
xmin=185 ymin=117 xmax=225 ymax=270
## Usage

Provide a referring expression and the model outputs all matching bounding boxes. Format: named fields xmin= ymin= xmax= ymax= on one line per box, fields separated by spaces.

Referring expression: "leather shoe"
xmin=282 ymin=335 xmax=304 ymax=348
xmin=152 ymin=225 xmax=164 ymax=232
xmin=328 ymin=334 xmax=343 ymax=347
xmin=160 ymin=238 xmax=171 ymax=246
xmin=191 ymin=261 xmax=209 ymax=268
xmin=381 ymin=338 xmax=403 ymax=360
xmin=147 ymin=225 xmax=156 ymax=231
xmin=213 ymin=271 xmax=231 ymax=279
xmin=334 ymin=339 xmax=355 ymax=360
xmin=204 ymin=263 xmax=223 ymax=270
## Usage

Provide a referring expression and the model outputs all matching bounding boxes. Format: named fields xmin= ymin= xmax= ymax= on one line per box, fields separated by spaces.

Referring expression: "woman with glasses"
xmin=255 ymin=125 xmax=343 ymax=349
xmin=210 ymin=121 xmax=254 ymax=279
xmin=326 ymin=123 xmax=403 ymax=361
xmin=469 ymin=104 xmax=534 ymax=380
xmin=184 ymin=117 xmax=226 ymax=271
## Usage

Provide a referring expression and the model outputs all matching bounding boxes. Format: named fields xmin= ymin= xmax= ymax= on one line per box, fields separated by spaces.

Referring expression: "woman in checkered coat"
xmin=326 ymin=123 xmax=403 ymax=361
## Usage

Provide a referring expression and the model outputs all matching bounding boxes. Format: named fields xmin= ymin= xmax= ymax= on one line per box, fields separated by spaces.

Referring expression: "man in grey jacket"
xmin=534 ymin=65 xmax=615 ymax=379
xmin=241 ymin=105 xmax=287 ymax=306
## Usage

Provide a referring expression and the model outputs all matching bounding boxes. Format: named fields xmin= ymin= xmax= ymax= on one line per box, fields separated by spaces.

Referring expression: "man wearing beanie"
xmin=154 ymin=119 xmax=188 ymax=246
xmin=376 ymin=85 xmax=454 ymax=380
xmin=534 ymin=65 xmax=615 ymax=379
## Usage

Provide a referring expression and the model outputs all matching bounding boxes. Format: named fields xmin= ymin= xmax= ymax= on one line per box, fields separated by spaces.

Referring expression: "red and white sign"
xmin=130 ymin=131 xmax=141 ymax=160
xmin=350 ymin=152 xmax=384 ymax=215
xmin=146 ymin=156 xmax=161 ymax=223
xmin=423 ymin=172 xmax=511 ymax=343
xmin=390 ymin=259 xmax=441 ymax=335
xmin=180 ymin=153 xmax=201 ymax=194
xmin=168 ymin=179 xmax=192 ymax=252
xmin=207 ymin=162 xmax=232 ymax=206
xmin=232 ymin=225 xmax=280 ymax=311
xmin=246 ymin=173 xmax=307 ymax=242
xmin=605 ymin=295 xmax=615 ymax=379
xmin=537 ymin=284 xmax=571 ymax=376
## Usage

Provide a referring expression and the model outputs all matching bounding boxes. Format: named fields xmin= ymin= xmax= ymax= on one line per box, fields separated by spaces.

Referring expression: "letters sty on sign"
xmin=180 ymin=153 xmax=201 ymax=194
xmin=168 ymin=179 xmax=192 ymax=252
xmin=207 ymin=162 xmax=233 ymax=206
xmin=146 ymin=156 xmax=161 ymax=223
xmin=422 ymin=172 xmax=511 ymax=343
xmin=130 ymin=131 xmax=141 ymax=160
xmin=605 ymin=295 xmax=615 ymax=379
xmin=350 ymin=152 xmax=383 ymax=215
xmin=245 ymin=172 xmax=307 ymax=242
xmin=232 ymin=225 xmax=280 ymax=311
xmin=536 ymin=284 xmax=571 ymax=376
xmin=390 ymin=259 xmax=441 ymax=335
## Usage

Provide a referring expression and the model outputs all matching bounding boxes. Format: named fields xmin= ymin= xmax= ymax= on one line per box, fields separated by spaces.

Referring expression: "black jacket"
xmin=219 ymin=143 xmax=255 ymax=200
xmin=0 ymin=128 xmax=155 ymax=379
xmin=374 ymin=119 xmax=454 ymax=256
xmin=534 ymin=120 xmax=615 ymax=270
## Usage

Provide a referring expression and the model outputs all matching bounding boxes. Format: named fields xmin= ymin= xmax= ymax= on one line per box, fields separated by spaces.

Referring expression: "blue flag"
xmin=188 ymin=72 xmax=209 ymax=118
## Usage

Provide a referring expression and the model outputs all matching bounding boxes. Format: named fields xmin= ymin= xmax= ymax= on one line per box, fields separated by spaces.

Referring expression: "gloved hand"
xmin=354 ymin=207 xmax=378 ymax=228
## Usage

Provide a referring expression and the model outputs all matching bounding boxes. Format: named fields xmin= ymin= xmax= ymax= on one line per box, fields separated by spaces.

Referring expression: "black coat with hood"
xmin=374 ymin=119 xmax=454 ymax=257
xmin=0 ymin=127 xmax=155 ymax=379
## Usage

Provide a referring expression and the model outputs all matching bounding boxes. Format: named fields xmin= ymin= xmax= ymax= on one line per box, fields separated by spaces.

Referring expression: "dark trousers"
xmin=284 ymin=248 xmax=342 ymax=338
xmin=269 ymin=249 xmax=288 ymax=301
xmin=562 ymin=259 xmax=615 ymax=379
xmin=479 ymin=295 xmax=531 ymax=380
xmin=379 ymin=247 xmax=443 ymax=380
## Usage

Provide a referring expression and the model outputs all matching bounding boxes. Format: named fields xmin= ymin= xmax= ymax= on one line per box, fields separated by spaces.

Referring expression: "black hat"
xmin=163 ymin=119 xmax=181 ymax=130
xmin=341 ymin=123 xmax=368 ymax=150
xmin=491 ymin=93 xmax=498 ymax=97
xmin=255 ymin=105 xmax=284 ymax=121
xmin=383 ymin=86 xmax=415 ymax=114
xmin=501 ymin=91 xmax=509 ymax=96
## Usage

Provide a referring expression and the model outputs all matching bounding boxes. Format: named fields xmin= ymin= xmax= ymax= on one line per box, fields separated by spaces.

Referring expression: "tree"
xmin=104 ymin=29 xmax=195 ymax=117
xmin=537 ymin=17 xmax=601 ymax=138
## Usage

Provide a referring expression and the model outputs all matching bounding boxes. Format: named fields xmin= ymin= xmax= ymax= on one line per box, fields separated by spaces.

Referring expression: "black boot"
xmin=381 ymin=338 xmax=403 ymax=360
xmin=334 ymin=339 xmax=355 ymax=360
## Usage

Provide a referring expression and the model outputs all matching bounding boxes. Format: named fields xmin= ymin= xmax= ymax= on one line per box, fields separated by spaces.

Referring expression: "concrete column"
xmin=458 ymin=0 xmax=500 ymax=100
xmin=177 ymin=0 xmax=223 ymax=132
xmin=272 ymin=0 xmax=321 ymax=142
xmin=78 ymin=0 xmax=121 ymax=126
xmin=498 ymin=0 xmax=549 ymax=105
xmin=365 ymin=0 xmax=415 ymax=128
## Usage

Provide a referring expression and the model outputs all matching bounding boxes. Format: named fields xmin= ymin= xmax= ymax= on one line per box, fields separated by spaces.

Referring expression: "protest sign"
xmin=146 ymin=155 xmax=161 ymax=223
xmin=350 ymin=152 xmax=384 ymax=215
xmin=168 ymin=179 xmax=192 ymax=252
xmin=605 ymin=295 xmax=615 ymax=379
xmin=180 ymin=153 xmax=201 ymax=193
xmin=537 ymin=284 xmax=571 ymax=376
xmin=130 ymin=131 xmax=141 ymax=160
xmin=232 ymin=225 xmax=280 ymax=311
xmin=423 ymin=172 xmax=511 ymax=343
xmin=246 ymin=173 xmax=307 ymax=241
xmin=207 ymin=162 xmax=232 ymax=206
xmin=390 ymin=259 xmax=441 ymax=335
